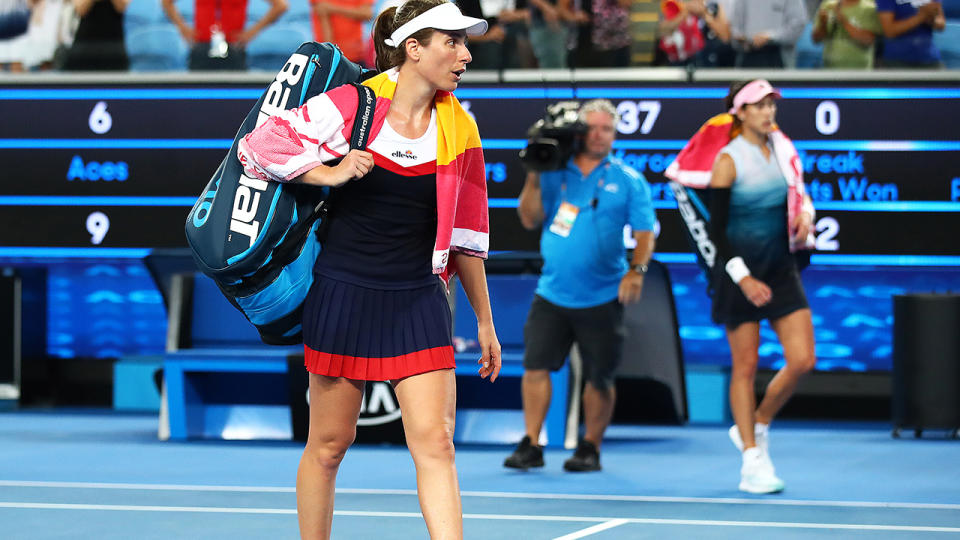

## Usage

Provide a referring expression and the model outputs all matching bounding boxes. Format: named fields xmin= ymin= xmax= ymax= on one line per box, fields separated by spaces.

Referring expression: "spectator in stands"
xmin=876 ymin=0 xmax=945 ymax=68
xmin=0 ymin=0 xmax=33 ymax=72
xmin=61 ymin=0 xmax=129 ymax=70
xmin=494 ymin=0 xmax=536 ymax=68
xmin=457 ymin=0 xmax=533 ymax=69
xmin=657 ymin=0 xmax=707 ymax=66
xmin=237 ymin=0 xmax=501 ymax=536
xmin=25 ymin=0 xmax=60 ymax=70
xmin=697 ymin=0 xmax=735 ymax=67
xmin=457 ymin=0 xmax=507 ymax=69
xmin=567 ymin=0 xmax=630 ymax=67
xmin=730 ymin=0 xmax=808 ymax=67
xmin=811 ymin=0 xmax=882 ymax=69
xmin=505 ymin=99 xmax=656 ymax=473
xmin=0 ymin=0 xmax=62 ymax=71
xmin=528 ymin=0 xmax=584 ymax=68
xmin=310 ymin=0 xmax=373 ymax=65
xmin=162 ymin=0 xmax=288 ymax=70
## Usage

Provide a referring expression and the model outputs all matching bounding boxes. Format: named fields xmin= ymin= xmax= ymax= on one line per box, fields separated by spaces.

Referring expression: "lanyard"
xmin=560 ymin=165 xmax=606 ymax=210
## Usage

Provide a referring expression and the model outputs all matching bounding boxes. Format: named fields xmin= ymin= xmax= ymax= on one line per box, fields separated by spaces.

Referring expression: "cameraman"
xmin=505 ymin=99 xmax=656 ymax=472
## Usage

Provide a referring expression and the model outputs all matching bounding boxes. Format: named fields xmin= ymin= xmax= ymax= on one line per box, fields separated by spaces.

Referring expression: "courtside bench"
xmin=160 ymin=272 xmax=300 ymax=440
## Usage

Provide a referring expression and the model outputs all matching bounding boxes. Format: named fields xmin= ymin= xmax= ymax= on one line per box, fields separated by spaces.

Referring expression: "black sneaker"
xmin=503 ymin=436 xmax=544 ymax=469
xmin=563 ymin=440 xmax=601 ymax=472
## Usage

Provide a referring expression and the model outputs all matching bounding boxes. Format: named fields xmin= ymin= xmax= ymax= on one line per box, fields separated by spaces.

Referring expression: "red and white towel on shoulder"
xmin=237 ymin=68 xmax=489 ymax=284
xmin=664 ymin=113 xmax=815 ymax=252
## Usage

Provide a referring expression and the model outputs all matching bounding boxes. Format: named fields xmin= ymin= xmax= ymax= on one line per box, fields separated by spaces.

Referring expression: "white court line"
xmin=552 ymin=519 xmax=629 ymax=540
xmin=1 ymin=480 xmax=958 ymax=511
xmin=1 ymin=502 xmax=959 ymax=533
xmin=0 ymin=502 xmax=296 ymax=514
xmin=0 ymin=480 xmax=296 ymax=493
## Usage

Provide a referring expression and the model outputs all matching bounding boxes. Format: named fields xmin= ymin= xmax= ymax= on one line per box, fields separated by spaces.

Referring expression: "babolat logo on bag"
xmin=185 ymin=42 xmax=375 ymax=345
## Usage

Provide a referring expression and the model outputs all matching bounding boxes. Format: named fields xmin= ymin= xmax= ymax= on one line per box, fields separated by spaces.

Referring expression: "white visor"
xmin=384 ymin=2 xmax=488 ymax=48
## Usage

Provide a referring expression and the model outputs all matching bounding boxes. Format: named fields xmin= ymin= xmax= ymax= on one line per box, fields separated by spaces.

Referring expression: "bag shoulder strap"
xmin=349 ymin=83 xmax=376 ymax=151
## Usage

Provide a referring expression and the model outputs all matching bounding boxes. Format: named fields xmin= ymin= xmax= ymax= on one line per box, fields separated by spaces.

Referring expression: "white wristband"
xmin=802 ymin=197 xmax=816 ymax=221
xmin=725 ymin=257 xmax=751 ymax=284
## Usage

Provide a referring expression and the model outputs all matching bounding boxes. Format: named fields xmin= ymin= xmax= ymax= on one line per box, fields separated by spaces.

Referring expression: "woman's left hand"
xmin=793 ymin=210 xmax=813 ymax=243
xmin=476 ymin=321 xmax=502 ymax=383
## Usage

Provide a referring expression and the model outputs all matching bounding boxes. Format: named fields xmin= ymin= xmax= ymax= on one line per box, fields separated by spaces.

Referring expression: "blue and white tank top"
xmin=719 ymin=135 xmax=789 ymax=268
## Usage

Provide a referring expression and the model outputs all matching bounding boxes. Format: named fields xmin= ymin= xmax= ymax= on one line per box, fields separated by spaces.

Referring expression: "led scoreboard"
xmin=1 ymin=75 xmax=959 ymax=265
xmin=2 ymin=73 xmax=958 ymax=373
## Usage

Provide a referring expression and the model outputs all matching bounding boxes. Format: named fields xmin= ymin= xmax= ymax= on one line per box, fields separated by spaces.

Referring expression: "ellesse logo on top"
xmin=392 ymin=149 xmax=417 ymax=160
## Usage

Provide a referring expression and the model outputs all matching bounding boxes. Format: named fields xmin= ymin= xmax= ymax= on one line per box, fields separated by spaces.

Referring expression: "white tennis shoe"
xmin=739 ymin=447 xmax=785 ymax=494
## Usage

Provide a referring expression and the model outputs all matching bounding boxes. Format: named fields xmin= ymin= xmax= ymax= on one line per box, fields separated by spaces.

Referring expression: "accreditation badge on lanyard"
xmin=548 ymin=170 xmax=604 ymax=238
xmin=549 ymin=201 xmax=580 ymax=238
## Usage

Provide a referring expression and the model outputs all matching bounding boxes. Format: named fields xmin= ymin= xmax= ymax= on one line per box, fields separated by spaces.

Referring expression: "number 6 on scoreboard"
xmin=87 ymin=211 xmax=110 ymax=245
xmin=88 ymin=101 xmax=113 ymax=135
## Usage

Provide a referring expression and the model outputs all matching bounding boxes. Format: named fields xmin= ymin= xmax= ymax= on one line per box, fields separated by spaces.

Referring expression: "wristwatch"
xmin=630 ymin=263 xmax=648 ymax=275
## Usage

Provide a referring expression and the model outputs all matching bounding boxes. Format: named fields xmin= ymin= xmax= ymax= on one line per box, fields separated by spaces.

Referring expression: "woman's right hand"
xmin=333 ymin=150 xmax=375 ymax=185
xmin=301 ymin=150 xmax=374 ymax=187
xmin=739 ymin=276 xmax=772 ymax=307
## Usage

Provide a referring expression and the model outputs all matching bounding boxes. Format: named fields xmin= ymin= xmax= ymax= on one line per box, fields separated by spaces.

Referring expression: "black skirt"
xmin=301 ymin=275 xmax=455 ymax=380
xmin=711 ymin=253 xmax=809 ymax=328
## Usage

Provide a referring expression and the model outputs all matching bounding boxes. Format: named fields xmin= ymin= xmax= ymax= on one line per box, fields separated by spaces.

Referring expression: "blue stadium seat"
xmin=126 ymin=24 xmax=188 ymax=71
xmin=125 ymin=0 xmax=166 ymax=27
xmin=245 ymin=0 xmax=270 ymax=24
xmin=934 ymin=21 xmax=960 ymax=68
xmin=941 ymin=0 xmax=960 ymax=19
xmin=248 ymin=0 xmax=313 ymax=27
xmin=281 ymin=0 xmax=314 ymax=24
xmin=126 ymin=0 xmax=194 ymax=27
xmin=246 ymin=22 xmax=312 ymax=71
xmin=794 ymin=22 xmax=823 ymax=69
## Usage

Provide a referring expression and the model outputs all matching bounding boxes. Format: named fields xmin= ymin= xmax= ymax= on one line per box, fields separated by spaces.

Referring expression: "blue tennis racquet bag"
xmin=185 ymin=42 xmax=375 ymax=345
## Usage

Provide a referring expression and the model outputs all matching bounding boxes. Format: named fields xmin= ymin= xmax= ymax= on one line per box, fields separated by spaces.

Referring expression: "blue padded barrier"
xmin=451 ymin=275 xmax=571 ymax=448
xmin=162 ymin=273 xmax=299 ymax=440
xmin=161 ymin=271 xmax=573 ymax=445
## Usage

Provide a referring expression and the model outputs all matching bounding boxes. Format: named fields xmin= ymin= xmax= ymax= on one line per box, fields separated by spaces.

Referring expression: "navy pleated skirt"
xmin=301 ymin=275 xmax=455 ymax=380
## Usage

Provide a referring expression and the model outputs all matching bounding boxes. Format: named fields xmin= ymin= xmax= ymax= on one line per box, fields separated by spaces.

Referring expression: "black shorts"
xmin=523 ymin=295 xmax=624 ymax=390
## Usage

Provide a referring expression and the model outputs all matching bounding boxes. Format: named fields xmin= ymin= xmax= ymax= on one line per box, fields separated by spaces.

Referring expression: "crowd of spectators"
xmin=0 ymin=0 xmax=956 ymax=72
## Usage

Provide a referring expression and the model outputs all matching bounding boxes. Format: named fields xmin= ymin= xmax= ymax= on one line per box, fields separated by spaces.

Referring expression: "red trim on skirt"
xmin=304 ymin=344 xmax=456 ymax=380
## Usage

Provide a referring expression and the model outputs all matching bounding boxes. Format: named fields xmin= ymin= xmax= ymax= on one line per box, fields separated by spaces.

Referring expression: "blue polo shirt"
xmin=537 ymin=155 xmax=656 ymax=309
xmin=876 ymin=0 xmax=941 ymax=65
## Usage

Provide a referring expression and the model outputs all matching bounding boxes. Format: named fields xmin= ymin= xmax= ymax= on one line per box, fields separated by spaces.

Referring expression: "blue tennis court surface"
xmin=1 ymin=409 xmax=958 ymax=539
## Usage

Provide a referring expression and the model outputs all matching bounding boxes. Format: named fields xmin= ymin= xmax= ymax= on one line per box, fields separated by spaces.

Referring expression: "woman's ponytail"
xmin=373 ymin=7 xmax=403 ymax=72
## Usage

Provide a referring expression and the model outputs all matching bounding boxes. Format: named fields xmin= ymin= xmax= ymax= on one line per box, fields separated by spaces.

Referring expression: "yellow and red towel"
xmin=361 ymin=71 xmax=489 ymax=283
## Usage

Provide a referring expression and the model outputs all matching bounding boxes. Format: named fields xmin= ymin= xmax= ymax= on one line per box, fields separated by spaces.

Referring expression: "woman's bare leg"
xmin=727 ymin=322 xmax=761 ymax=448
xmin=755 ymin=308 xmax=816 ymax=424
xmin=393 ymin=369 xmax=462 ymax=539
xmin=297 ymin=374 xmax=364 ymax=539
